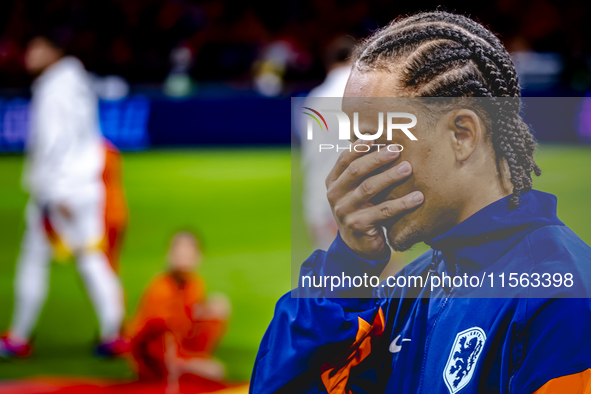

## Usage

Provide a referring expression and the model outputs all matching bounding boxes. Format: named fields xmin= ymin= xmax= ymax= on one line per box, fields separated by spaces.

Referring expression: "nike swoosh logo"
xmin=389 ymin=334 xmax=411 ymax=353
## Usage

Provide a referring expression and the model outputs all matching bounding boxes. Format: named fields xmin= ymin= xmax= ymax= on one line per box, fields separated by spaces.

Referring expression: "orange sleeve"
xmin=533 ymin=369 xmax=591 ymax=394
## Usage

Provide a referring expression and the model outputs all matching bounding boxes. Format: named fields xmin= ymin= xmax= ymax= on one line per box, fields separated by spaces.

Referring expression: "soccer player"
xmin=0 ymin=35 xmax=127 ymax=357
xmin=252 ymin=11 xmax=591 ymax=393
xmin=128 ymin=231 xmax=230 ymax=385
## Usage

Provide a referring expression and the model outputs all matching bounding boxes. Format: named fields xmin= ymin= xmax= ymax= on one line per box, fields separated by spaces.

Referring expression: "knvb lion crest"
xmin=443 ymin=327 xmax=487 ymax=394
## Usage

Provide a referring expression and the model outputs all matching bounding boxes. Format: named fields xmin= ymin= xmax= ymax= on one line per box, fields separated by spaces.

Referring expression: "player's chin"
xmin=384 ymin=212 xmax=426 ymax=252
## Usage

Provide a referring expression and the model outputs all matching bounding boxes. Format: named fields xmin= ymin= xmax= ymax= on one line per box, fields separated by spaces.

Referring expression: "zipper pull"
xmin=428 ymin=250 xmax=438 ymax=274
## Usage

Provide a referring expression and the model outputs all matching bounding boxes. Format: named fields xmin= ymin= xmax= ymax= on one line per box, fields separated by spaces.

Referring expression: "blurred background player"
xmin=0 ymin=34 xmax=127 ymax=358
xmin=299 ymin=35 xmax=354 ymax=250
xmin=128 ymin=231 xmax=231 ymax=389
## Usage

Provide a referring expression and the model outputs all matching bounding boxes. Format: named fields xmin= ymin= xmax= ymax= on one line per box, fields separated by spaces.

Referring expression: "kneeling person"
xmin=129 ymin=231 xmax=230 ymax=383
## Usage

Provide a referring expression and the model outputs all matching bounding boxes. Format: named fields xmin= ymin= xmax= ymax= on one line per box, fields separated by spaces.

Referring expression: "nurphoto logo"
xmin=302 ymin=108 xmax=418 ymax=153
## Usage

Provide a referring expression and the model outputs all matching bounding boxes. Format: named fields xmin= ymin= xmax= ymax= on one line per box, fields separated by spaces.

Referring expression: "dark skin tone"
xmin=327 ymin=69 xmax=513 ymax=260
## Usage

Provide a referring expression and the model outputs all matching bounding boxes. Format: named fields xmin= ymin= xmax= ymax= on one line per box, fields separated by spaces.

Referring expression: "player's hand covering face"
xmin=326 ymin=136 xmax=423 ymax=260
xmin=338 ymin=70 xmax=503 ymax=255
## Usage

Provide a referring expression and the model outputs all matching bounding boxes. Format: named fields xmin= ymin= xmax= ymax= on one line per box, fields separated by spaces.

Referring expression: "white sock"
xmin=10 ymin=228 xmax=52 ymax=342
xmin=77 ymin=251 xmax=124 ymax=342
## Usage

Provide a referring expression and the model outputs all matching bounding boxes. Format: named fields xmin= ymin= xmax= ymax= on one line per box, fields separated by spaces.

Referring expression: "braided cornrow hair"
xmin=352 ymin=11 xmax=541 ymax=208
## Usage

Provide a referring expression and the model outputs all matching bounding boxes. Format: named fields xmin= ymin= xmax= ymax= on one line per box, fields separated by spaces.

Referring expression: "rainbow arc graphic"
xmin=302 ymin=107 xmax=328 ymax=131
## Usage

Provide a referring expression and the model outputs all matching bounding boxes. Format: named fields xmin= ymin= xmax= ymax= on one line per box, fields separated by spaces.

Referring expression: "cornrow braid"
xmin=352 ymin=11 xmax=541 ymax=208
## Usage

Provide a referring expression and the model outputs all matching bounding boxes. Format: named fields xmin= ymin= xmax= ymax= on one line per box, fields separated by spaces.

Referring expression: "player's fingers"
xmin=332 ymin=146 xmax=401 ymax=192
xmin=325 ymin=138 xmax=374 ymax=189
xmin=350 ymin=161 xmax=413 ymax=205
xmin=362 ymin=191 xmax=424 ymax=223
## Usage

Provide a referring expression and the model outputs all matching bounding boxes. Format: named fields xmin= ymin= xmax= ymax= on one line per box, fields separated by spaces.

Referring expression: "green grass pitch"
xmin=0 ymin=144 xmax=589 ymax=382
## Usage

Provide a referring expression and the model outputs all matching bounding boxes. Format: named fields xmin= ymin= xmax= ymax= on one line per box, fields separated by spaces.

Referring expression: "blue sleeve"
xmin=510 ymin=298 xmax=591 ymax=394
xmin=250 ymin=234 xmax=390 ymax=393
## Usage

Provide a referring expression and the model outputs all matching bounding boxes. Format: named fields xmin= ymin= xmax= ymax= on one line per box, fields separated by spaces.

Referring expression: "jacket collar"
xmin=428 ymin=190 xmax=563 ymax=271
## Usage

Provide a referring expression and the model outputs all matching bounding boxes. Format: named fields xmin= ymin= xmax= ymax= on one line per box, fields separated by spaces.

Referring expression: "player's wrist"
xmin=328 ymin=232 xmax=390 ymax=271
xmin=337 ymin=231 xmax=391 ymax=262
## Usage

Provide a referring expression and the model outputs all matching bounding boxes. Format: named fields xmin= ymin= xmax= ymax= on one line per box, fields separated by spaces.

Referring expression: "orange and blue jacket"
xmin=251 ymin=190 xmax=591 ymax=393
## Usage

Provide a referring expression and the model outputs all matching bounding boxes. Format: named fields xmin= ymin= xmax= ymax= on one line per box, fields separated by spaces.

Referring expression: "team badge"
xmin=443 ymin=327 xmax=487 ymax=394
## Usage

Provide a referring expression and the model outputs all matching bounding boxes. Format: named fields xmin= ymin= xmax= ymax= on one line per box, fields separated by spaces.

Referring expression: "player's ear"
xmin=446 ymin=109 xmax=483 ymax=163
